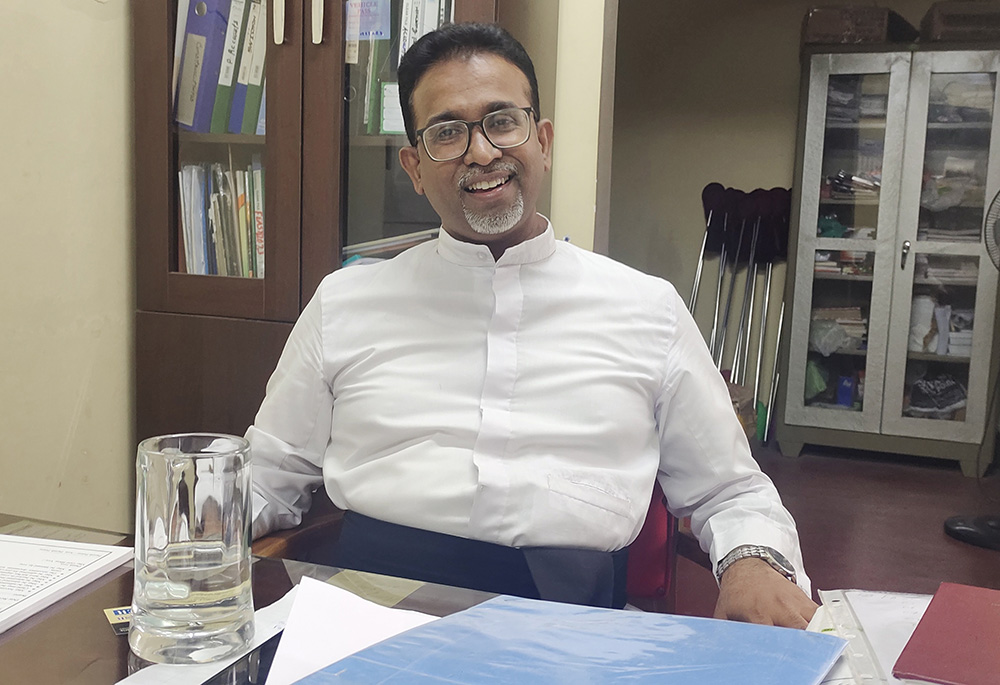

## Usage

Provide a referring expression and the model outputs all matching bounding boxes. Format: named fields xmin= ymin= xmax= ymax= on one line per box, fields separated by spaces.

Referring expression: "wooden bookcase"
xmin=133 ymin=0 xmax=497 ymax=441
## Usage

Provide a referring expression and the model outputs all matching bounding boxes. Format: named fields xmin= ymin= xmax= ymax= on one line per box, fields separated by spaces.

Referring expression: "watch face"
xmin=769 ymin=548 xmax=794 ymax=573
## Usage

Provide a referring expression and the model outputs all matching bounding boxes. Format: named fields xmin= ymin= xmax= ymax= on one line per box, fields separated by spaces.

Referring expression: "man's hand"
xmin=713 ymin=558 xmax=818 ymax=628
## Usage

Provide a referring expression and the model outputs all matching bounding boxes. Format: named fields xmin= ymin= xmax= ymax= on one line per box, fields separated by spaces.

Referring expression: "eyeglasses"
xmin=415 ymin=107 xmax=537 ymax=162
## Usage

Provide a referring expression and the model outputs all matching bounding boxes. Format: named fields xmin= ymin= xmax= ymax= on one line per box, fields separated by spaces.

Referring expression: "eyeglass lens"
xmin=423 ymin=108 xmax=531 ymax=161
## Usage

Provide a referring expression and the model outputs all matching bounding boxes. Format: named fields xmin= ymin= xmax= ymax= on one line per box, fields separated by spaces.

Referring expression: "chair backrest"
xmin=625 ymin=480 xmax=678 ymax=612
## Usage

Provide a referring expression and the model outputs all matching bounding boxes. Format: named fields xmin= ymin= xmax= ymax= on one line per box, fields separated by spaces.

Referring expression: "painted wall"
xmin=610 ymin=0 xmax=935 ymax=408
xmin=498 ymin=0 xmax=559 ymax=220
xmin=502 ymin=0 xmax=613 ymax=250
xmin=0 ymin=0 xmax=134 ymax=533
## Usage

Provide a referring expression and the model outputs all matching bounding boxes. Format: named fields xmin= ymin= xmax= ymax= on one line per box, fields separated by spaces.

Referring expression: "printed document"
xmin=0 ymin=533 xmax=133 ymax=634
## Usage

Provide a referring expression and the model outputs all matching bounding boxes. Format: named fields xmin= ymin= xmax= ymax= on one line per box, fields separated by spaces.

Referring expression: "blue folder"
xmin=175 ymin=0 xmax=232 ymax=132
xmin=295 ymin=594 xmax=845 ymax=684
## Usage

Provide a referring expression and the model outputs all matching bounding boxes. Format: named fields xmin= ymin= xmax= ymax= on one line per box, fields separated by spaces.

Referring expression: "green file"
xmin=210 ymin=0 xmax=251 ymax=134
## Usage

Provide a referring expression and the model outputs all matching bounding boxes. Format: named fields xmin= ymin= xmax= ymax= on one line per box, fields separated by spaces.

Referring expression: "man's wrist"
xmin=715 ymin=545 xmax=797 ymax=585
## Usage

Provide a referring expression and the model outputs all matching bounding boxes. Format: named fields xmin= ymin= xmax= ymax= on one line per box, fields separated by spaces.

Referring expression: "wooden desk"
xmin=0 ymin=554 xmax=492 ymax=684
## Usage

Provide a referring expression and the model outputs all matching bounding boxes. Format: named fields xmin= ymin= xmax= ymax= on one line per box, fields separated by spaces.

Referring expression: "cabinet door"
xmin=784 ymin=53 xmax=911 ymax=433
xmin=882 ymin=51 xmax=1000 ymax=443
xmin=135 ymin=0 xmax=304 ymax=322
xmin=300 ymin=0 xmax=498 ymax=301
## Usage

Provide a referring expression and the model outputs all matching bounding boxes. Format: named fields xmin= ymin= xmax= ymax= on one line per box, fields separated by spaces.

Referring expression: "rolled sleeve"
xmin=654 ymin=287 xmax=811 ymax=596
xmin=248 ymin=292 xmax=333 ymax=539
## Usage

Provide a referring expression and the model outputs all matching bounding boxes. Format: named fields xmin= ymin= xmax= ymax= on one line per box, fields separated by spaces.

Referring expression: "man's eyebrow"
xmin=423 ymin=101 xmax=522 ymax=126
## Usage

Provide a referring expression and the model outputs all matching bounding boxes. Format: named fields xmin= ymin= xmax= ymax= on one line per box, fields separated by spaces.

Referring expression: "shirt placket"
xmin=468 ymin=262 xmax=523 ymax=543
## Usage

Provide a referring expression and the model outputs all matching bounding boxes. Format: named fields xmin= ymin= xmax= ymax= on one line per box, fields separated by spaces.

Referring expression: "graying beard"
xmin=463 ymin=190 xmax=525 ymax=235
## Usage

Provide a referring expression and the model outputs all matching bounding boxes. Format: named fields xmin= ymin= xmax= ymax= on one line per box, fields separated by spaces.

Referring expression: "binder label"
xmin=177 ymin=33 xmax=207 ymax=127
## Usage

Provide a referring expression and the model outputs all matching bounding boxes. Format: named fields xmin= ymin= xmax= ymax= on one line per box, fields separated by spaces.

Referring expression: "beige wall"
xmin=610 ymin=0 xmax=934 ymax=406
xmin=501 ymin=0 xmax=615 ymax=249
xmin=498 ymin=0 xmax=559 ymax=220
xmin=0 ymin=1 xmax=134 ymax=532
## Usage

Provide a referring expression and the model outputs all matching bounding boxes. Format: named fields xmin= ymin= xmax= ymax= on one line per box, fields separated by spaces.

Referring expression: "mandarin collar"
xmin=436 ymin=218 xmax=557 ymax=267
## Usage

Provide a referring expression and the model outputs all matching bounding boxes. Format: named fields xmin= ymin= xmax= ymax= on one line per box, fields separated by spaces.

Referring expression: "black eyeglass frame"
xmin=414 ymin=106 xmax=538 ymax=162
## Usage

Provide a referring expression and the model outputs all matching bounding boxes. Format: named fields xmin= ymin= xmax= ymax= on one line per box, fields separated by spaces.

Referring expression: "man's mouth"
xmin=463 ymin=173 xmax=513 ymax=193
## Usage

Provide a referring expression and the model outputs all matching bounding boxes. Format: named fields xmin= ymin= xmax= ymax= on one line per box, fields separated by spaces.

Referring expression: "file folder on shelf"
xmin=175 ymin=0 xmax=232 ymax=132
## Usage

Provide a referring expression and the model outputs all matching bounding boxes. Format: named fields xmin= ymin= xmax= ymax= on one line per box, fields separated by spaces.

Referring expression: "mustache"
xmin=457 ymin=161 xmax=519 ymax=189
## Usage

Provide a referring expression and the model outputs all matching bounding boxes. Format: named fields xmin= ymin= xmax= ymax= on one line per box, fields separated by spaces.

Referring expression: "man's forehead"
xmin=412 ymin=53 xmax=531 ymax=121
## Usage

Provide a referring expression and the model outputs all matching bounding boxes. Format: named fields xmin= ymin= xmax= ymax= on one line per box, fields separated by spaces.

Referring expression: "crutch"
xmin=732 ymin=189 xmax=766 ymax=383
xmin=715 ymin=189 xmax=749 ymax=369
xmin=752 ymin=188 xmax=786 ymax=403
xmin=691 ymin=183 xmax=726 ymax=314
xmin=765 ymin=300 xmax=785 ymax=442
xmin=708 ymin=207 xmax=731 ymax=356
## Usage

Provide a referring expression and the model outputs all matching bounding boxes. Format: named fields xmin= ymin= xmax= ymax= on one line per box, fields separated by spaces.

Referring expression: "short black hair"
xmin=397 ymin=22 xmax=540 ymax=146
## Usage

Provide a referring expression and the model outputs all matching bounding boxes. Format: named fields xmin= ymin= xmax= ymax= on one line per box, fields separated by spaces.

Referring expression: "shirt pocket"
xmin=546 ymin=473 xmax=633 ymax=521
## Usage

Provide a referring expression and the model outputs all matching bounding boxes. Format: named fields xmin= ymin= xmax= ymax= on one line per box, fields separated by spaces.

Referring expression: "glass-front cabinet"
xmin=133 ymin=0 xmax=496 ymax=441
xmin=780 ymin=49 xmax=1000 ymax=476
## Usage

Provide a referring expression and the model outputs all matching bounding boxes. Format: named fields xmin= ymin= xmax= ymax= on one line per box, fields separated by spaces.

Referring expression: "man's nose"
xmin=464 ymin=125 xmax=502 ymax=165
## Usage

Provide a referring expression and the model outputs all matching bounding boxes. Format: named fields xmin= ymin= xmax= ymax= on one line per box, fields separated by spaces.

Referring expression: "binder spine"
xmin=176 ymin=0 xmax=232 ymax=132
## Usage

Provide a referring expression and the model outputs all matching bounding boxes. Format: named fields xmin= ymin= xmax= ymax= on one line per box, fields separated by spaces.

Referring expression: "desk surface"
xmin=0 ymin=517 xmax=493 ymax=684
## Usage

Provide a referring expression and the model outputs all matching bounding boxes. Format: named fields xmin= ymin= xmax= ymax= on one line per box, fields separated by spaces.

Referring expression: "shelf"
xmin=803 ymin=402 xmax=862 ymax=412
xmin=926 ymin=122 xmax=992 ymax=130
xmin=907 ymin=351 xmax=971 ymax=363
xmin=343 ymin=228 xmax=439 ymax=260
xmin=824 ymin=119 xmax=887 ymax=130
xmin=813 ymin=272 xmax=874 ymax=282
xmin=177 ymin=131 xmax=265 ymax=146
xmin=819 ymin=197 xmax=880 ymax=206
xmin=913 ymin=278 xmax=978 ymax=287
xmin=809 ymin=348 xmax=868 ymax=357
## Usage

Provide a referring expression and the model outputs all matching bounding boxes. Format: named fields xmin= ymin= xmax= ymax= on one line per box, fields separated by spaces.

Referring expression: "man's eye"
xmin=430 ymin=124 xmax=464 ymax=142
xmin=488 ymin=115 xmax=517 ymax=131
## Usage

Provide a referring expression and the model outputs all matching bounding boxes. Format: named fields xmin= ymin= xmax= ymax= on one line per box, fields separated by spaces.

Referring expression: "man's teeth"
xmin=467 ymin=177 xmax=508 ymax=191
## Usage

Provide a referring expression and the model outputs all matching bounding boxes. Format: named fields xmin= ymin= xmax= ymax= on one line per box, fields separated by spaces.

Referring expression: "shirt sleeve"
xmin=653 ymin=285 xmax=811 ymax=596
xmin=247 ymin=290 xmax=333 ymax=539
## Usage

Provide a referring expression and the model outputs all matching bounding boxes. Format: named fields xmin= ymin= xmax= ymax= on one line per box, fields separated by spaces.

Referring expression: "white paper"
xmin=847 ymin=590 xmax=931 ymax=684
xmin=381 ymin=82 xmax=405 ymax=134
xmin=116 ymin=585 xmax=298 ymax=684
xmin=0 ymin=534 xmax=133 ymax=634
xmin=812 ymin=589 xmax=932 ymax=685
xmin=265 ymin=575 xmax=438 ymax=685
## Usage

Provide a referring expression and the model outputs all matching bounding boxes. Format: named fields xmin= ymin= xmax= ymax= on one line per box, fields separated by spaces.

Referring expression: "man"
xmin=249 ymin=22 xmax=817 ymax=627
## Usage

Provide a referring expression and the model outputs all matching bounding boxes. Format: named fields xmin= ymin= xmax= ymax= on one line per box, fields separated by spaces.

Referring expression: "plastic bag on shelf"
xmin=809 ymin=320 xmax=857 ymax=356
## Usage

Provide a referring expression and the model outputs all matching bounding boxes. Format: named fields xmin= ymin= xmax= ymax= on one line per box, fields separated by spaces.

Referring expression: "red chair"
xmin=625 ymin=480 xmax=679 ymax=612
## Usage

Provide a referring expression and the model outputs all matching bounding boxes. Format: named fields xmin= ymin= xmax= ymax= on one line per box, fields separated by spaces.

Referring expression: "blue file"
xmin=174 ymin=0 xmax=232 ymax=133
xmin=296 ymin=594 xmax=846 ymax=684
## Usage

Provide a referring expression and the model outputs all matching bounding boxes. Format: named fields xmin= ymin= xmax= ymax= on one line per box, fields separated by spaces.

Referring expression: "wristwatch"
xmin=715 ymin=545 xmax=797 ymax=584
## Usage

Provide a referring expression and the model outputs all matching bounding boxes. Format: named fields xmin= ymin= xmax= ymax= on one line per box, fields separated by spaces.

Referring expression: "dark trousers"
xmin=307 ymin=511 xmax=628 ymax=609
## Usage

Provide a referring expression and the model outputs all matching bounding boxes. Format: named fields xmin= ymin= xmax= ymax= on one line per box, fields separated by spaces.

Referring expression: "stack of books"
xmin=178 ymin=156 xmax=264 ymax=278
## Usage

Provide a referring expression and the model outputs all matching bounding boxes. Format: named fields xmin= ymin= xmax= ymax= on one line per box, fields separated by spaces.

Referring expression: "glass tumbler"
xmin=130 ymin=433 xmax=254 ymax=664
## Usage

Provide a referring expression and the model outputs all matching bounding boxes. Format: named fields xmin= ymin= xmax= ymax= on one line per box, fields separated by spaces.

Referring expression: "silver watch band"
xmin=715 ymin=544 xmax=797 ymax=584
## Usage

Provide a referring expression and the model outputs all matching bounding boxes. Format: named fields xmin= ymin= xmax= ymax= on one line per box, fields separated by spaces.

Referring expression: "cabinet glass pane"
xmin=172 ymin=0 xmax=267 ymax=279
xmin=899 ymin=254 xmax=978 ymax=422
xmin=818 ymin=74 xmax=888 ymax=241
xmin=805 ymin=249 xmax=874 ymax=411
xmin=343 ymin=0 xmax=449 ymax=263
xmin=918 ymin=73 xmax=995 ymax=243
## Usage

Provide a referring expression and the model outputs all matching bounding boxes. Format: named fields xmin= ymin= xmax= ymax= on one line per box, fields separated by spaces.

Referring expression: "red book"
xmin=892 ymin=582 xmax=1000 ymax=685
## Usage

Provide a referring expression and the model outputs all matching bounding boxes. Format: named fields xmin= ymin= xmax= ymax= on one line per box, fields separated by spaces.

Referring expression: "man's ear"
xmin=399 ymin=145 xmax=424 ymax=195
xmin=536 ymin=118 xmax=554 ymax=173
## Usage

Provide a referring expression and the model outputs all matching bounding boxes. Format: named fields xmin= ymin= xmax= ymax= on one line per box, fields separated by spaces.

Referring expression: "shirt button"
xmin=477 ymin=253 xmax=486 ymax=260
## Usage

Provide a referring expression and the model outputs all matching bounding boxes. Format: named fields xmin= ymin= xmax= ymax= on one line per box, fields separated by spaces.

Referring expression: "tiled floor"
xmin=674 ymin=443 xmax=1000 ymax=618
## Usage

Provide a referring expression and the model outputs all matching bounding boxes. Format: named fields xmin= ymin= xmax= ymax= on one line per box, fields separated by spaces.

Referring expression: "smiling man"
xmin=248 ymin=23 xmax=817 ymax=628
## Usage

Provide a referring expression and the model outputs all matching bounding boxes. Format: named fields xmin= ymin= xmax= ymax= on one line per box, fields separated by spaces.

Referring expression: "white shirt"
xmin=249 ymin=221 xmax=810 ymax=594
